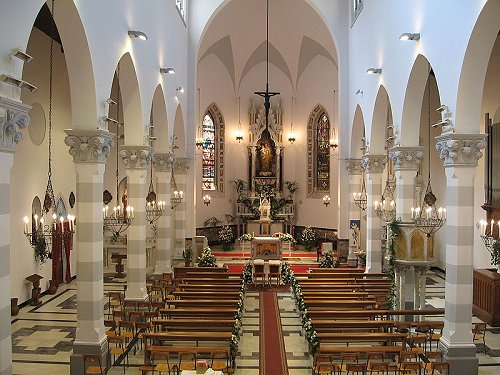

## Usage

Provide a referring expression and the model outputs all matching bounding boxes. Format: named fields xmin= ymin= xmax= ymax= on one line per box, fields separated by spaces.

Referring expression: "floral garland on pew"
xmin=281 ymin=262 xmax=319 ymax=354
xmin=385 ymin=219 xmax=401 ymax=309
xmin=230 ymin=262 xmax=253 ymax=364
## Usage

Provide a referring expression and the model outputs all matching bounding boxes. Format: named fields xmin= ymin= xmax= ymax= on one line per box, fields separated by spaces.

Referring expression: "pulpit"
xmin=25 ymin=274 xmax=43 ymax=306
xmin=111 ymin=253 xmax=127 ymax=278
xmin=251 ymin=237 xmax=281 ymax=260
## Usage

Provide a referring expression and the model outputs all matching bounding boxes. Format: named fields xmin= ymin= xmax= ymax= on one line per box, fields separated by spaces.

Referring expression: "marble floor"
xmin=10 ymin=255 xmax=500 ymax=374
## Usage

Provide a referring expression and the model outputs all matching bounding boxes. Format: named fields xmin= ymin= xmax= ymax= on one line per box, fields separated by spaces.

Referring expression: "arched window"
xmin=202 ymin=104 xmax=224 ymax=193
xmin=307 ymin=105 xmax=330 ymax=194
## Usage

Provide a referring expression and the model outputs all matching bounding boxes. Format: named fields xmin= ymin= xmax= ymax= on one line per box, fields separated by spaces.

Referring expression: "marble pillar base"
xmin=70 ymin=337 xmax=108 ymax=375
xmin=439 ymin=339 xmax=478 ymax=375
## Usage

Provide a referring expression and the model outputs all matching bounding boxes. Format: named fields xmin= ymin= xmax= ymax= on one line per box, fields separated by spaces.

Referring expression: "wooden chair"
xmin=341 ymin=352 xmax=360 ymax=373
xmin=253 ymin=260 xmax=265 ymax=285
xmin=421 ymin=351 xmax=444 ymax=374
xmin=368 ymin=362 xmax=389 ymax=375
xmin=144 ymin=310 xmax=159 ymax=322
xmin=268 ymin=261 xmax=281 ymax=285
xmin=408 ymin=335 xmax=427 ymax=355
xmin=472 ymin=322 xmax=487 ymax=354
xmin=312 ymin=354 xmax=340 ymax=375
xmin=128 ymin=310 xmax=144 ymax=323
xmin=396 ymin=351 xmax=419 ymax=374
xmin=82 ymin=354 xmax=104 ymax=375
xmin=398 ymin=362 xmax=421 ymax=374
xmin=107 ymin=291 xmax=123 ymax=318
xmin=346 ymin=362 xmax=367 ymax=374
xmin=395 ymin=322 xmax=412 ymax=335
xmin=104 ymin=319 xmax=116 ymax=337
xmin=429 ymin=361 xmax=449 ymax=374
xmin=123 ymin=299 xmax=138 ymax=311
xmin=117 ymin=320 xmax=136 ymax=353
xmin=211 ymin=351 xmax=230 ymax=373
xmin=135 ymin=321 xmax=153 ymax=350
xmin=107 ymin=335 xmax=128 ymax=374
xmin=112 ymin=310 xmax=126 ymax=322
xmin=178 ymin=352 xmax=196 ymax=372
xmin=152 ymin=352 xmax=177 ymax=375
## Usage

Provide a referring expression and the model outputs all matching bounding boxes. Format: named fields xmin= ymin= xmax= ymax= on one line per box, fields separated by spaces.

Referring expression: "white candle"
xmin=131 ymin=207 xmax=134 ymax=218
xmin=34 ymin=214 xmax=38 ymax=229
xmin=374 ymin=201 xmax=379 ymax=210
xmin=102 ymin=207 xmax=106 ymax=219
xmin=179 ymin=191 xmax=184 ymax=199
xmin=438 ymin=207 xmax=442 ymax=219
xmin=411 ymin=207 xmax=415 ymax=219
xmin=40 ymin=217 xmax=45 ymax=229
xmin=174 ymin=191 xmax=179 ymax=198
xmin=105 ymin=205 xmax=109 ymax=217
xmin=491 ymin=219 xmax=495 ymax=236
xmin=23 ymin=216 xmax=29 ymax=233
xmin=60 ymin=216 xmax=64 ymax=233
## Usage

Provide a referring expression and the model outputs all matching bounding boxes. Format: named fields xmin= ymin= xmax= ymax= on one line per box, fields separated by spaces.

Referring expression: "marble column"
xmin=173 ymin=158 xmax=189 ymax=259
xmin=389 ymin=146 xmax=423 ymax=222
xmin=362 ymin=154 xmax=387 ymax=273
xmin=435 ymin=133 xmax=487 ymax=375
xmin=65 ymin=129 xmax=114 ymax=374
xmin=0 ymin=97 xmax=30 ymax=375
xmin=346 ymin=159 xmax=362 ymax=266
xmin=153 ymin=152 xmax=173 ymax=274
xmin=120 ymin=146 xmax=152 ymax=301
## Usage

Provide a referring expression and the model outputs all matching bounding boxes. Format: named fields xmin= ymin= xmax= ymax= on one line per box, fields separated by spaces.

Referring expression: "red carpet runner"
xmin=259 ymin=291 xmax=289 ymax=375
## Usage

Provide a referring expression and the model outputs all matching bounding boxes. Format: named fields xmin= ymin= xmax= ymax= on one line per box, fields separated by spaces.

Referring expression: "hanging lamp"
xmin=195 ymin=88 xmax=204 ymax=149
xmin=23 ymin=0 xmax=75 ymax=250
xmin=145 ymin=121 xmax=166 ymax=224
xmin=353 ymin=169 xmax=368 ymax=211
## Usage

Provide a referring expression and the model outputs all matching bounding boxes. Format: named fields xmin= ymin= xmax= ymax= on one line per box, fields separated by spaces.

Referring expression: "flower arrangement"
xmin=219 ymin=225 xmax=235 ymax=251
xmin=319 ymin=251 xmax=340 ymax=268
xmin=33 ymin=234 xmax=51 ymax=264
xmin=491 ymin=241 xmax=500 ymax=267
xmin=239 ymin=233 xmax=254 ymax=242
xmin=278 ymin=233 xmax=296 ymax=243
xmin=197 ymin=246 xmax=217 ymax=267
xmin=284 ymin=180 xmax=298 ymax=196
xmin=300 ymin=227 xmax=316 ymax=251
xmin=281 ymin=262 xmax=319 ymax=353
xmin=182 ymin=244 xmax=193 ymax=266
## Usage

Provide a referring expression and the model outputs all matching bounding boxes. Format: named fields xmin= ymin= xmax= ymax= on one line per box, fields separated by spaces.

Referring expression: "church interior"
xmin=1 ymin=0 xmax=500 ymax=374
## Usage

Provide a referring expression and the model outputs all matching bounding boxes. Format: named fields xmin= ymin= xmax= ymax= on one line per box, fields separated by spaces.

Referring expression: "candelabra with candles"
xmin=410 ymin=200 xmax=447 ymax=237
xmin=353 ymin=171 xmax=367 ymax=211
xmin=203 ymin=194 xmax=211 ymax=206
xmin=103 ymin=203 xmax=134 ymax=239
xmin=170 ymin=190 xmax=184 ymax=208
xmin=323 ymin=195 xmax=331 ymax=207
xmin=478 ymin=219 xmax=500 ymax=253
xmin=23 ymin=213 xmax=75 ymax=247
xmin=146 ymin=200 xmax=166 ymax=224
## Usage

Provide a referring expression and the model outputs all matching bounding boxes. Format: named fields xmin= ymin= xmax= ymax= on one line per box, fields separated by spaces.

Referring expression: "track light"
xmin=11 ymin=47 xmax=33 ymax=63
xmin=105 ymin=98 xmax=117 ymax=106
xmin=160 ymin=67 xmax=175 ymax=74
xmin=0 ymin=74 xmax=37 ymax=92
xmin=399 ymin=33 xmax=420 ymax=41
xmin=128 ymin=30 xmax=148 ymax=40
xmin=176 ymin=86 xmax=184 ymax=94
xmin=100 ymin=116 xmax=119 ymax=125
xmin=366 ymin=68 xmax=382 ymax=75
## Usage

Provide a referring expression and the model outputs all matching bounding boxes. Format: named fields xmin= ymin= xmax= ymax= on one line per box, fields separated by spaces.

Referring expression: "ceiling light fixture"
xmin=399 ymin=33 xmax=420 ymax=41
xmin=288 ymin=96 xmax=296 ymax=144
xmin=160 ymin=67 xmax=175 ymax=74
xmin=235 ymin=96 xmax=243 ymax=143
xmin=176 ymin=86 xmax=184 ymax=94
xmin=0 ymin=74 xmax=37 ymax=93
xmin=128 ymin=30 xmax=148 ymax=40
xmin=366 ymin=68 xmax=382 ymax=75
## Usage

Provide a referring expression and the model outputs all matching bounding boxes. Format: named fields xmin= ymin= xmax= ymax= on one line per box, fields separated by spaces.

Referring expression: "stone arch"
xmin=400 ymin=54 xmax=432 ymax=146
xmin=116 ymin=53 xmax=144 ymax=144
xmin=151 ymin=84 xmax=169 ymax=153
xmin=173 ymin=104 xmax=186 ymax=157
xmin=350 ymin=104 xmax=365 ymax=159
xmin=456 ymin=0 xmax=500 ymax=133
xmin=369 ymin=85 xmax=392 ymax=155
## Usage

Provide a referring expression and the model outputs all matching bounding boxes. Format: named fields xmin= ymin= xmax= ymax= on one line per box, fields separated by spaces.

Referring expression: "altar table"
xmin=251 ymin=236 xmax=281 ymax=260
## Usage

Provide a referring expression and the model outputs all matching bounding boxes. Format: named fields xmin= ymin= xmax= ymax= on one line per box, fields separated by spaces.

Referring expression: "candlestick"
xmin=23 ymin=216 xmax=29 ymax=233
xmin=60 ymin=217 xmax=64 ymax=233
xmin=491 ymin=219 xmax=494 ymax=236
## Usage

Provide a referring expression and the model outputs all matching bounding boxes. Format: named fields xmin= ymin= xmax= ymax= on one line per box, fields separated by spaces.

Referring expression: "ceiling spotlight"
xmin=11 ymin=47 xmax=33 ymax=63
xmin=100 ymin=116 xmax=119 ymax=125
xmin=105 ymin=98 xmax=117 ymax=106
xmin=128 ymin=30 xmax=148 ymax=40
xmin=160 ymin=67 xmax=175 ymax=74
xmin=176 ymin=86 xmax=184 ymax=94
xmin=21 ymin=81 xmax=37 ymax=93
xmin=399 ymin=33 xmax=420 ymax=41
xmin=366 ymin=68 xmax=382 ymax=75
xmin=0 ymin=74 xmax=37 ymax=92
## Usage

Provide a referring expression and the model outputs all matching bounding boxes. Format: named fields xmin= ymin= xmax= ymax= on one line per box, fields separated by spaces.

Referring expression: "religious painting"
xmin=256 ymin=129 xmax=276 ymax=177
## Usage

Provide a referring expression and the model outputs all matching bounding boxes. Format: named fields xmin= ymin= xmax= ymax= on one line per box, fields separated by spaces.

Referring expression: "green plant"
xmin=233 ymin=179 xmax=248 ymax=198
xmin=203 ymin=216 xmax=223 ymax=227
xmin=182 ymin=245 xmax=193 ymax=262
xmin=284 ymin=180 xmax=298 ymax=195
xmin=319 ymin=251 xmax=340 ymax=268
xmin=219 ymin=225 xmax=234 ymax=251
xmin=33 ymin=234 xmax=51 ymax=264
xmin=385 ymin=218 xmax=401 ymax=309
xmin=491 ymin=241 xmax=500 ymax=266
xmin=197 ymin=246 xmax=217 ymax=267
xmin=239 ymin=233 xmax=254 ymax=242
xmin=300 ymin=227 xmax=316 ymax=251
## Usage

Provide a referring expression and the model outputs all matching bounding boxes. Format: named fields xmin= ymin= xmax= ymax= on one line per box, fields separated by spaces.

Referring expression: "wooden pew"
xmin=166 ymin=299 xmax=239 ymax=308
xmin=177 ymin=284 xmax=242 ymax=292
xmin=173 ymin=266 xmax=228 ymax=280
xmin=312 ymin=319 xmax=396 ymax=333
xmin=298 ymin=278 xmax=391 ymax=285
xmin=184 ymin=272 xmax=236 ymax=279
xmin=144 ymin=345 xmax=230 ymax=366
xmin=302 ymin=293 xmax=374 ymax=300
xmin=153 ymin=318 xmax=235 ymax=332
xmin=159 ymin=308 xmax=237 ymax=319
xmin=319 ymin=346 xmax=403 ymax=356
xmin=311 ymin=268 xmax=365 ymax=273
xmin=173 ymin=291 xmax=240 ymax=299
xmin=308 ymin=310 xmax=387 ymax=320
xmin=317 ymin=332 xmax=407 ymax=347
xmin=182 ymin=278 xmax=242 ymax=285
xmin=305 ymin=300 xmax=377 ymax=310
xmin=298 ymin=272 xmax=388 ymax=279
xmin=142 ymin=331 xmax=232 ymax=346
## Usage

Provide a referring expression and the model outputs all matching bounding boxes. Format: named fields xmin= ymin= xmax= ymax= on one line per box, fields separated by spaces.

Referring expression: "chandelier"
xmin=170 ymin=138 xmax=184 ymax=209
xmin=23 ymin=0 xmax=75 ymax=250
xmin=145 ymin=123 xmax=165 ymax=224
xmin=195 ymin=88 xmax=204 ymax=149
xmin=353 ymin=169 xmax=367 ymax=211
xmin=411 ymin=66 xmax=446 ymax=237
xmin=478 ymin=219 xmax=499 ymax=255
xmin=103 ymin=64 xmax=134 ymax=239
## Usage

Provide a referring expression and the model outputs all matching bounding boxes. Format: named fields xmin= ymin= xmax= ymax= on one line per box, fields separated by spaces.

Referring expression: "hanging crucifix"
xmin=254 ymin=0 xmax=279 ymax=130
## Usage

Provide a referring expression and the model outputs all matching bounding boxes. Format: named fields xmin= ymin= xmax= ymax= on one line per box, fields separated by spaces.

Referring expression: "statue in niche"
xmin=256 ymin=129 xmax=276 ymax=177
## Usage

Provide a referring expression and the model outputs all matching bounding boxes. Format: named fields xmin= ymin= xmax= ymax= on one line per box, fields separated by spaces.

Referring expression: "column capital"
xmin=362 ymin=154 xmax=387 ymax=174
xmin=0 ymin=96 xmax=31 ymax=153
xmin=389 ymin=146 xmax=423 ymax=171
xmin=435 ymin=133 xmax=487 ymax=167
xmin=174 ymin=157 xmax=190 ymax=173
xmin=119 ymin=145 xmax=153 ymax=170
xmin=64 ymin=129 xmax=115 ymax=163
xmin=346 ymin=158 xmax=363 ymax=175
xmin=153 ymin=152 xmax=174 ymax=172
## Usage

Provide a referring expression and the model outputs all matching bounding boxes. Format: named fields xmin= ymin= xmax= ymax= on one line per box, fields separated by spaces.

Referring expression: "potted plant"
xmin=300 ymin=227 xmax=316 ymax=252
xmin=319 ymin=250 xmax=340 ymax=268
xmin=182 ymin=245 xmax=193 ymax=267
xmin=197 ymin=246 xmax=217 ymax=267
xmin=219 ymin=225 xmax=235 ymax=252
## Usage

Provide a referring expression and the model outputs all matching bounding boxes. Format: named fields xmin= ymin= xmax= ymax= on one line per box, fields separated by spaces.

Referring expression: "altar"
xmin=251 ymin=236 xmax=282 ymax=260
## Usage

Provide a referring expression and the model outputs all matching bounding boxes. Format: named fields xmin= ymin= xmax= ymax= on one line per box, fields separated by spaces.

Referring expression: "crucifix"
xmin=254 ymin=0 xmax=279 ymax=130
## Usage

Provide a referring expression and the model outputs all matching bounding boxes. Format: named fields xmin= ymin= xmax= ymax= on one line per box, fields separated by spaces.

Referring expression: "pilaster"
xmin=435 ymin=133 xmax=487 ymax=375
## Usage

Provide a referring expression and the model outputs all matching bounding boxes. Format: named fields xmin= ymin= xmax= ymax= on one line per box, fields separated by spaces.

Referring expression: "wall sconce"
xmin=203 ymin=194 xmax=211 ymax=206
xmin=323 ymin=195 xmax=331 ymax=207
xmin=105 ymin=98 xmax=117 ymax=106
xmin=11 ymin=47 xmax=33 ymax=63
xmin=399 ymin=33 xmax=420 ymax=41
xmin=176 ymin=86 xmax=184 ymax=94
xmin=128 ymin=30 xmax=148 ymax=40
xmin=366 ymin=68 xmax=382 ymax=75
xmin=0 ymin=74 xmax=37 ymax=92
xmin=329 ymin=138 xmax=338 ymax=149
xmin=160 ymin=67 xmax=175 ymax=74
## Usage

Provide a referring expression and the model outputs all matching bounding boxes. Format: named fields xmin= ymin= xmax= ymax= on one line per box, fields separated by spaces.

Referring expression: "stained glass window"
xmin=202 ymin=113 xmax=216 ymax=190
xmin=307 ymin=106 xmax=330 ymax=194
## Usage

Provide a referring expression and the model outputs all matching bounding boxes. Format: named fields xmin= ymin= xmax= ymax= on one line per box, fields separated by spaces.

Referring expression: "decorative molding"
xmin=0 ymin=96 xmax=31 ymax=153
xmin=346 ymin=158 xmax=363 ymax=175
xmin=435 ymin=133 xmax=487 ymax=167
xmin=389 ymin=146 xmax=423 ymax=171
xmin=119 ymin=145 xmax=153 ymax=169
xmin=64 ymin=129 xmax=114 ymax=163
xmin=362 ymin=154 xmax=387 ymax=174
xmin=153 ymin=152 xmax=174 ymax=172
xmin=174 ymin=157 xmax=190 ymax=173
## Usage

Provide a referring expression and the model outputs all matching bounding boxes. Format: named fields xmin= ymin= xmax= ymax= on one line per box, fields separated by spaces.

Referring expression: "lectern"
xmin=25 ymin=274 xmax=43 ymax=305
